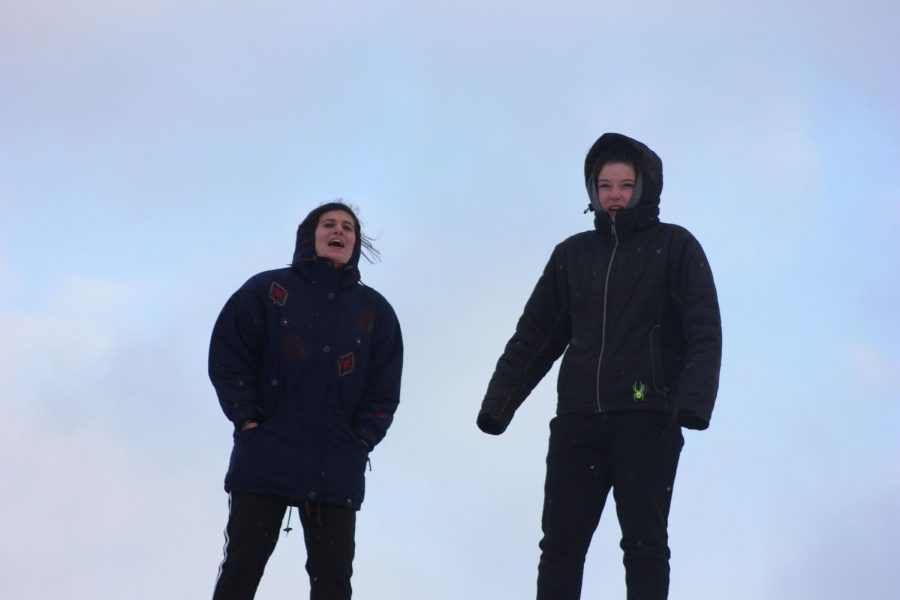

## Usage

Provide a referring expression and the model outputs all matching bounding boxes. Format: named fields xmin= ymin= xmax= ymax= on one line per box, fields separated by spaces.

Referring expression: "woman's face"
xmin=314 ymin=210 xmax=357 ymax=266
xmin=596 ymin=162 xmax=636 ymax=221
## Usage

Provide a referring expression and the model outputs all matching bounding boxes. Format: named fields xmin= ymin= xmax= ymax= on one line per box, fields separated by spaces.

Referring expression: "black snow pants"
xmin=212 ymin=492 xmax=356 ymax=600
xmin=536 ymin=411 xmax=683 ymax=600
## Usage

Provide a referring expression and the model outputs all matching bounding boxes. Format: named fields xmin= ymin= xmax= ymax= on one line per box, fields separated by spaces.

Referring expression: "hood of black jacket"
xmin=584 ymin=132 xmax=664 ymax=234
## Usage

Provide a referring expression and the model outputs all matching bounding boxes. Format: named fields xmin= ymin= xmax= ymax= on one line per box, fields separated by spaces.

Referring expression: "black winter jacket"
xmin=209 ymin=223 xmax=403 ymax=509
xmin=478 ymin=133 xmax=721 ymax=433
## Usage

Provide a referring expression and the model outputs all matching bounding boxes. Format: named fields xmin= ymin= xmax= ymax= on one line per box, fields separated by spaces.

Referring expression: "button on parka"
xmin=209 ymin=210 xmax=403 ymax=509
xmin=478 ymin=133 xmax=721 ymax=433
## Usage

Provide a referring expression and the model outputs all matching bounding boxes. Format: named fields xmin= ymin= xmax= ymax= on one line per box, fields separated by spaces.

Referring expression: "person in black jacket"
xmin=209 ymin=202 xmax=403 ymax=600
xmin=478 ymin=133 xmax=721 ymax=599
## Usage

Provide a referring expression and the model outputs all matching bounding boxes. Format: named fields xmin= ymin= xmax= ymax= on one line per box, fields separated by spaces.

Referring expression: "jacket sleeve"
xmin=352 ymin=300 xmax=403 ymax=449
xmin=208 ymin=282 xmax=267 ymax=430
xmin=669 ymin=233 xmax=722 ymax=430
xmin=477 ymin=246 xmax=571 ymax=435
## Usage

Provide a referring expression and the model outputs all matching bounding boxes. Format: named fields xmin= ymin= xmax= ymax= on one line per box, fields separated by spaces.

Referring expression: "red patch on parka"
xmin=338 ymin=352 xmax=355 ymax=376
xmin=359 ymin=309 xmax=375 ymax=332
xmin=269 ymin=282 xmax=288 ymax=306
xmin=282 ymin=334 xmax=304 ymax=360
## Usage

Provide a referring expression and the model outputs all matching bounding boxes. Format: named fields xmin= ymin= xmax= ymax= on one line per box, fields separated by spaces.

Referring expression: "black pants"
xmin=212 ymin=492 xmax=356 ymax=600
xmin=536 ymin=411 xmax=683 ymax=600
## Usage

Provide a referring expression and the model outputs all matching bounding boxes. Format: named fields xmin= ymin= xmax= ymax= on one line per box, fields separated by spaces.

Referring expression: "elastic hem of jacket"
xmin=556 ymin=403 xmax=674 ymax=415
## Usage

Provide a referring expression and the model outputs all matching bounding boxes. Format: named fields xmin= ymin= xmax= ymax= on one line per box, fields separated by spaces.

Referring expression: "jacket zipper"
xmin=595 ymin=221 xmax=619 ymax=411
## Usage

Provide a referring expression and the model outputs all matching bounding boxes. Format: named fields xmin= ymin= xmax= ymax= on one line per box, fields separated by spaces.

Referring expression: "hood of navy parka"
xmin=290 ymin=207 xmax=362 ymax=287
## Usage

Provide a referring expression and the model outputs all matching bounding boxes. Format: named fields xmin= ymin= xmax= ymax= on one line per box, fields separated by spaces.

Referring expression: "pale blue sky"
xmin=2 ymin=1 xmax=898 ymax=598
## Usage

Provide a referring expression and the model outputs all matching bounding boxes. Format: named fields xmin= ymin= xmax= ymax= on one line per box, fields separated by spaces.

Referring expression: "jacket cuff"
xmin=477 ymin=409 xmax=509 ymax=435
xmin=677 ymin=409 xmax=709 ymax=431
xmin=353 ymin=416 xmax=384 ymax=445
xmin=230 ymin=406 xmax=259 ymax=430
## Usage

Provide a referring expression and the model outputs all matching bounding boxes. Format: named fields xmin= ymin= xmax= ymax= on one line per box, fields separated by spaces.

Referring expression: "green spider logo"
xmin=632 ymin=381 xmax=647 ymax=401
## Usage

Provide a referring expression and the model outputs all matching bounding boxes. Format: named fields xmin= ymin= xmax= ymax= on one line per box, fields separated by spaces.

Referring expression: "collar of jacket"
xmin=290 ymin=224 xmax=362 ymax=288
xmin=291 ymin=257 xmax=361 ymax=288
xmin=594 ymin=204 xmax=660 ymax=236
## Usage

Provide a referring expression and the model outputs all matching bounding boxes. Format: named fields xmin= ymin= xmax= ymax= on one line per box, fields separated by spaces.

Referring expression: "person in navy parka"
xmin=209 ymin=202 xmax=403 ymax=600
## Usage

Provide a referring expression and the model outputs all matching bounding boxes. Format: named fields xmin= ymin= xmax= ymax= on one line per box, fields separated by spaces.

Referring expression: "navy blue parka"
xmin=209 ymin=217 xmax=403 ymax=510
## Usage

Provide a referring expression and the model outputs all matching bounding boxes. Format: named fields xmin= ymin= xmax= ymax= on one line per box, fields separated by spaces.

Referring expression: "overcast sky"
xmin=2 ymin=1 xmax=899 ymax=598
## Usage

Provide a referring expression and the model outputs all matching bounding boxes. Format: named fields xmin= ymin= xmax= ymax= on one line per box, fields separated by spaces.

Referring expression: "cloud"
xmin=0 ymin=275 xmax=127 ymax=399
xmin=774 ymin=480 xmax=900 ymax=600
xmin=0 ymin=272 xmax=230 ymax=598
xmin=849 ymin=342 xmax=891 ymax=391
xmin=0 ymin=397 xmax=228 ymax=599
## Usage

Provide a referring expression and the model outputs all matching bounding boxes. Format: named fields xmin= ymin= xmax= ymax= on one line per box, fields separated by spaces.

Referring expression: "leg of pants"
xmin=535 ymin=412 xmax=683 ymax=600
xmin=536 ymin=414 xmax=613 ymax=600
xmin=299 ymin=502 xmax=356 ymax=600
xmin=610 ymin=412 xmax=683 ymax=600
xmin=212 ymin=492 xmax=287 ymax=600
